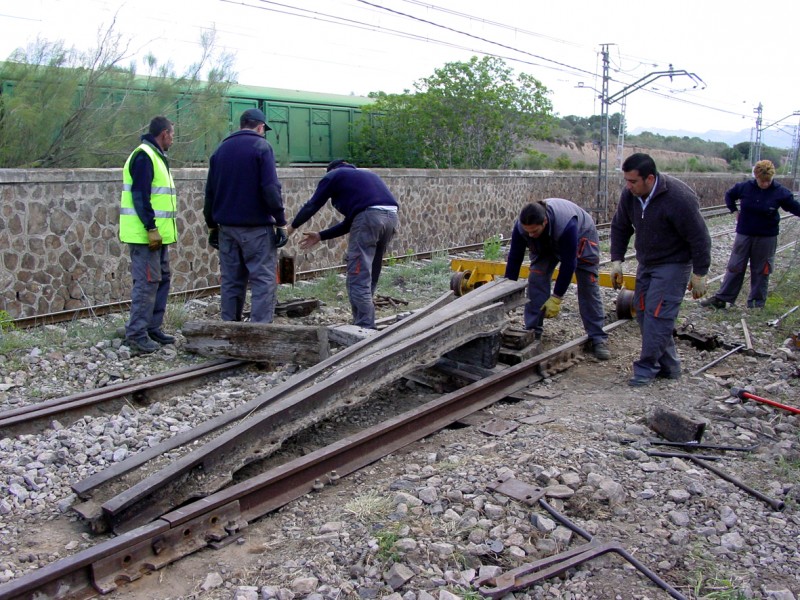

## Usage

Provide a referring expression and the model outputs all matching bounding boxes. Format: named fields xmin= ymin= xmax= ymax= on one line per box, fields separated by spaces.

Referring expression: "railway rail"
xmin=0 ymin=359 xmax=246 ymax=435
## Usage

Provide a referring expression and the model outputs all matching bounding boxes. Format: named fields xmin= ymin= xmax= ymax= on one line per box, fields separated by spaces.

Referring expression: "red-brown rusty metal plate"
xmin=487 ymin=478 xmax=545 ymax=505
xmin=91 ymin=501 xmax=243 ymax=594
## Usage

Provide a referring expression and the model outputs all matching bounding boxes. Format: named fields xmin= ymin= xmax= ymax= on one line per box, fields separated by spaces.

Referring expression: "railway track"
xmin=0 ymin=359 xmax=247 ymax=436
xmin=0 ymin=278 xmax=634 ymax=599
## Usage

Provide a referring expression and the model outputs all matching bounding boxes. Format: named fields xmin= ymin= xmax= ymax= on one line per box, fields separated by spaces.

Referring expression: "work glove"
xmin=207 ymin=228 xmax=219 ymax=250
xmin=688 ymin=273 xmax=707 ymax=299
xmin=275 ymin=226 xmax=289 ymax=248
xmin=542 ymin=296 xmax=562 ymax=319
xmin=147 ymin=228 xmax=162 ymax=251
xmin=609 ymin=260 xmax=624 ymax=290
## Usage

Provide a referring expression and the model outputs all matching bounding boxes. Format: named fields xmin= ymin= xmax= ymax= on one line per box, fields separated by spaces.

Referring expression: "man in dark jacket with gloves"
xmin=204 ymin=108 xmax=288 ymax=323
xmin=610 ymin=153 xmax=711 ymax=387
xmin=289 ymin=160 xmax=398 ymax=329
xmin=504 ymin=198 xmax=610 ymax=360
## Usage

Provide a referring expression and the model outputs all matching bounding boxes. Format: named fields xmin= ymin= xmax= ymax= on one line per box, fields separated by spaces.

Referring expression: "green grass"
xmin=162 ymin=299 xmax=193 ymax=331
xmin=374 ymin=529 xmax=401 ymax=562
xmin=377 ymin=256 xmax=453 ymax=307
xmin=483 ymin=235 xmax=503 ymax=261
xmin=0 ymin=315 xmax=125 ymax=357
xmin=278 ymin=272 xmax=347 ymax=305
xmin=686 ymin=545 xmax=749 ymax=599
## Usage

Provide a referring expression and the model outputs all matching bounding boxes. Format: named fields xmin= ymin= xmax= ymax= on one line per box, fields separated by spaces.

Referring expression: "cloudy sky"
xmin=2 ymin=0 xmax=798 ymax=145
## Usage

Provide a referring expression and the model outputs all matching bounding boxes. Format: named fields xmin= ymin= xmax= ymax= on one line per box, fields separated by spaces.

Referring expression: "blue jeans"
xmin=218 ymin=225 xmax=278 ymax=323
xmin=125 ymin=243 xmax=171 ymax=340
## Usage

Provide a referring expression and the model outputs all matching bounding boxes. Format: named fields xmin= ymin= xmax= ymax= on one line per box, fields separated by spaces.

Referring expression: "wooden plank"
xmin=182 ymin=321 xmax=329 ymax=366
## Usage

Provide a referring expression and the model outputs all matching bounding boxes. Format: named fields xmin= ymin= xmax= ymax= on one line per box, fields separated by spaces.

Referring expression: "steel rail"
xmin=0 ymin=359 xmax=246 ymax=433
xmin=0 ymin=320 xmax=628 ymax=600
xmin=7 ymin=242 xmax=499 ymax=330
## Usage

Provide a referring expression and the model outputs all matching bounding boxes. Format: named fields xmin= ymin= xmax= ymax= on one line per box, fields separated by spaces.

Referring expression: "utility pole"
xmin=752 ymin=102 xmax=764 ymax=165
xmin=615 ymin=96 xmax=627 ymax=172
xmin=590 ymin=50 xmax=705 ymax=221
xmin=595 ymin=44 xmax=611 ymax=223
xmin=789 ymin=120 xmax=800 ymax=194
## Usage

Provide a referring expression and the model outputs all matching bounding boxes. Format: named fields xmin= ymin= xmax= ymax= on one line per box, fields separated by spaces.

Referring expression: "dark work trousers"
xmin=346 ymin=208 xmax=398 ymax=328
xmin=125 ymin=243 xmax=171 ymax=342
xmin=524 ymin=256 xmax=607 ymax=345
xmin=632 ymin=262 xmax=691 ymax=379
xmin=218 ymin=225 xmax=278 ymax=323
xmin=714 ymin=233 xmax=777 ymax=308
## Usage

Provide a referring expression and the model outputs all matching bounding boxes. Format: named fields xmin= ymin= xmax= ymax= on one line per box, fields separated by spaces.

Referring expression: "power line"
xmin=353 ymin=0 xmax=597 ymax=77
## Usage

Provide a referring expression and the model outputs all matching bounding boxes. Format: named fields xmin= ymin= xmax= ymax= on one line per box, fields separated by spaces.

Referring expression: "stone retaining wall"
xmin=0 ymin=168 xmax=754 ymax=318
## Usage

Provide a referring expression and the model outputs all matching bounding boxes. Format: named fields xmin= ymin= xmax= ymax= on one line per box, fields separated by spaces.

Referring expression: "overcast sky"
xmin=2 ymin=0 xmax=798 ymax=145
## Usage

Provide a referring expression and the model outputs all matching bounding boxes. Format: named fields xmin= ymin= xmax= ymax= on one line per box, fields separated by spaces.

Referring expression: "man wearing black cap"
xmin=289 ymin=160 xmax=398 ymax=329
xmin=204 ymin=108 xmax=288 ymax=323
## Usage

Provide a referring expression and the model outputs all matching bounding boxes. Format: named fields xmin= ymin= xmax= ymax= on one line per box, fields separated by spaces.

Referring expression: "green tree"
xmin=352 ymin=56 xmax=553 ymax=169
xmin=0 ymin=20 xmax=236 ymax=168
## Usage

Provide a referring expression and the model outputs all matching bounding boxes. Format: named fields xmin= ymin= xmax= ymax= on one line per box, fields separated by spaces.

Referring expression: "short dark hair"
xmin=148 ymin=116 xmax=173 ymax=138
xmin=519 ymin=201 xmax=547 ymax=225
xmin=327 ymin=159 xmax=350 ymax=172
xmin=621 ymin=153 xmax=657 ymax=179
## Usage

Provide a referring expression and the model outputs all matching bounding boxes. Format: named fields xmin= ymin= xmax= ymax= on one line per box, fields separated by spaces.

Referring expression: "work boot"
xmin=126 ymin=336 xmax=159 ymax=354
xmin=656 ymin=369 xmax=681 ymax=380
xmin=628 ymin=374 xmax=654 ymax=387
xmin=592 ymin=341 xmax=611 ymax=360
xmin=148 ymin=329 xmax=176 ymax=345
xmin=700 ymin=296 xmax=726 ymax=309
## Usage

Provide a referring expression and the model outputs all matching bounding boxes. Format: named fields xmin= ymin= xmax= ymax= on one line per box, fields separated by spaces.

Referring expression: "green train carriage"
xmin=223 ymin=84 xmax=375 ymax=165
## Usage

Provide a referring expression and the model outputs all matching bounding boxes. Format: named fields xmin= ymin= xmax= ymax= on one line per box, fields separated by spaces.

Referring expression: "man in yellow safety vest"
xmin=119 ymin=116 xmax=177 ymax=354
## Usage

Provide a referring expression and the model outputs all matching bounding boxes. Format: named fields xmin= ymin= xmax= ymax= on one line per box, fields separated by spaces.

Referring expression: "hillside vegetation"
xmin=512 ymin=113 xmax=790 ymax=173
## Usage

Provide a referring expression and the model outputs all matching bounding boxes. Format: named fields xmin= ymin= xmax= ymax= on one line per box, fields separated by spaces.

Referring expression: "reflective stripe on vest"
xmin=119 ymin=143 xmax=178 ymax=244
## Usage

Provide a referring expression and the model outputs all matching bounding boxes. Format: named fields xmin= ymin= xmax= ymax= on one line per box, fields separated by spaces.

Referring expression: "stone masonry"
xmin=0 ymin=168 xmax=755 ymax=318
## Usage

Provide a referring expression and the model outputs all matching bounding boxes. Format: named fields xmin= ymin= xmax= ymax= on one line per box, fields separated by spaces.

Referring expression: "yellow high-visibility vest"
xmin=119 ymin=143 xmax=177 ymax=244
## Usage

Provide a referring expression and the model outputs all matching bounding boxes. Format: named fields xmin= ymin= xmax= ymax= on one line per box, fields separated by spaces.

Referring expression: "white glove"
xmin=609 ymin=261 xmax=624 ymax=290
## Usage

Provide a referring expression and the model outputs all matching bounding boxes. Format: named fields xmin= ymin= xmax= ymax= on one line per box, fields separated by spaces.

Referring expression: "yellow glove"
xmin=147 ymin=228 xmax=162 ymax=251
xmin=542 ymin=296 xmax=562 ymax=318
xmin=688 ymin=273 xmax=707 ymax=299
xmin=609 ymin=260 xmax=624 ymax=290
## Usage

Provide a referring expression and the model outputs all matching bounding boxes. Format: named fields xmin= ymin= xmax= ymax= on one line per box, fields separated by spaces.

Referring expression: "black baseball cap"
xmin=241 ymin=108 xmax=271 ymax=131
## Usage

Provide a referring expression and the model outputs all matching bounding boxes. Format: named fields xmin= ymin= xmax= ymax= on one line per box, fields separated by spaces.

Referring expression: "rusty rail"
xmin=0 ymin=359 xmax=246 ymax=434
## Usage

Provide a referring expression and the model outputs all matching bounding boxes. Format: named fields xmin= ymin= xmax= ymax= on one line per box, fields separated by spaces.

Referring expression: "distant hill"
xmin=529 ymin=140 xmax=728 ymax=171
xmin=629 ymin=127 xmax=793 ymax=149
